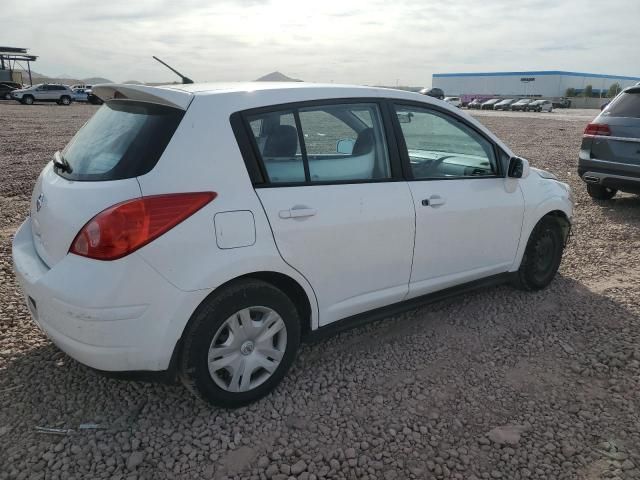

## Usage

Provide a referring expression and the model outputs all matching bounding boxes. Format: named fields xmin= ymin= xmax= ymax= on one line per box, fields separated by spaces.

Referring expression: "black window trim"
xmin=387 ymin=99 xmax=505 ymax=181
xmin=229 ymin=97 xmax=405 ymax=188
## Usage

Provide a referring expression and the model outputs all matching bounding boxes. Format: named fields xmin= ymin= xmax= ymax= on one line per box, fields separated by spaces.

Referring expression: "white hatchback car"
xmin=12 ymin=83 xmax=573 ymax=407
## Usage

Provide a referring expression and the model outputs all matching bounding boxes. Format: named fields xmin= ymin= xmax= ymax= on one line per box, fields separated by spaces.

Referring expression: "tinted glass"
xmin=298 ymin=103 xmax=390 ymax=181
xmin=603 ymin=89 xmax=640 ymax=118
xmin=60 ymin=100 xmax=185 ymax=181
xmin=395 ymin=106 xmax=497 ymax=179
xmin=247 ymin=111 xmax=304 ymax=183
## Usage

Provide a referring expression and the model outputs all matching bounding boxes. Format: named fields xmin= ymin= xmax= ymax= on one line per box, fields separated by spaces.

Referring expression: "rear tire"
xmin=512 ymin=216 xmax=565 ymax=291
xmin=179 ymin=279 xmax=301 ymax=408
xmin=587 ymin=184 xmax=617 ymax=200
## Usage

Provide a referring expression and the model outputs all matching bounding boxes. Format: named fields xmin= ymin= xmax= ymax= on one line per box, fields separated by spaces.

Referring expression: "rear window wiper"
xmin=53 ymin=152 xmax=73 ymax=173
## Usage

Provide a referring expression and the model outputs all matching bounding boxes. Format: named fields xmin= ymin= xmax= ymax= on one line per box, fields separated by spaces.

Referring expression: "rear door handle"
xmin=421 ymin=195 xmax=446 ymax=207
xmin=278 ymin=207 xmax=317 ymax=219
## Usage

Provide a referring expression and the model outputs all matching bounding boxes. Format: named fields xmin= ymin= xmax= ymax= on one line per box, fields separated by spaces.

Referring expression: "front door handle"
xmin=278 ymin=207 xmax=317 ymax=219
xmin=421 ymin=195 xmax=446 ymax=207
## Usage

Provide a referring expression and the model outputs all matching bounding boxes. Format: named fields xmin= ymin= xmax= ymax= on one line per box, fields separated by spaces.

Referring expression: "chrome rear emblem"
xmin=36 ymin=193 xmax=45 ymax=212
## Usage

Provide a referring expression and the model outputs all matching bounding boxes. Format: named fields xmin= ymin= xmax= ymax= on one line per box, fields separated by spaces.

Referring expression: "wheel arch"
xmin=167 ymin=270 xmax=316 ymax=378
xmin=511 ymin=198 xmax=573 ymax=272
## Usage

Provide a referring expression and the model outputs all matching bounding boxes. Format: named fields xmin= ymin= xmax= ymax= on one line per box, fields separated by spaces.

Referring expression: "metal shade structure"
xmin=0 ymin=46 xmax=38 ymax=86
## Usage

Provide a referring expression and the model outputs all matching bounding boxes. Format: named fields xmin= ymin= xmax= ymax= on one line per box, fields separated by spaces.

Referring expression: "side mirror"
xmin=508 ymin=156 xmax=529 ymax=178
xmin=336 ymin=139 xmax=355 ymax=155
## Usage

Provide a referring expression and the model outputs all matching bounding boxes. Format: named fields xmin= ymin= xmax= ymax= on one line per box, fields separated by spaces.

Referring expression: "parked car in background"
xmin=494 ymin=99 xmax=516 ymax=111
xmin=3 ymin=81 xmax=23 ymax=89
xmin=552 ymin=98 xmax=571 ymax=109
xmin=419 ymin=87 xmax=445 ymax=100
xmin=579 ymin=85 xmax=640 ymax=200
xmin=12 ymin=82 xmax=572 ymax=407
xmin=444 ymin=96 xmax=461 ymax=108
xmin=467 ymin=98 xmax=483 ymax=109
xmin=0 ymin=83 xmax=18 ymax=100
xmin=526 ymin=100 xmax=553 ymax=112
xmin=11 ymin=83 xmax=74 ymax=105
xmin=72 ymin=87 xmax=89 ymax=102
xmin=510 ymin=98 xmax=533 ymax=111
xmin=480 ymin=99 xmax=501 ymax=110
xmin=86 ymin=90 xmax=104 ymax=105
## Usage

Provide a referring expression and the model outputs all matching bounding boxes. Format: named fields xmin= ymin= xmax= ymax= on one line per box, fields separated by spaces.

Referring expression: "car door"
xmin=241 ymin=101 xmax=415 ymax=326
xmin=40 ymin=85 xmax=54 ymax=100
xmin=391 ymin=103 xmax=525 ymax=299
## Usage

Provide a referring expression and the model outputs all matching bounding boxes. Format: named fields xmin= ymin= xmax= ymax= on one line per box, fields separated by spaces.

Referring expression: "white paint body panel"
xmin=257 ymin=183 xmax=415 ymax=326
xmin=30 ymin=163 xmax=142 ymax=267
xmin=214 ymin=211 xmax=256 ymax=249
xmin=407 ymin=178 xmax=525 ymax=298
xmin=11 ymin=82 xmax=573 ymax=373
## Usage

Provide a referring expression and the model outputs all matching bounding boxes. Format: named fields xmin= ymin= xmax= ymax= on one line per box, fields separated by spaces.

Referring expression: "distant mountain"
xmin=255 ymin=71 xmax=302 ymax=82
xmin=83 ymin=77 xmax=114 ymax=84
xmin=11 ymin=70 xmax=113 ymax=86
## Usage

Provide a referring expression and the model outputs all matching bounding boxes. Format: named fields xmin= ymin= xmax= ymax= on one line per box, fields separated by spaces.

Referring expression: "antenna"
xmin=152 ymin=56 xmax=194 ymax=84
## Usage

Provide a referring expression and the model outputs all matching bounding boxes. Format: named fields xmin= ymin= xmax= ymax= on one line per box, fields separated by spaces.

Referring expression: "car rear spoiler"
xmin=92 ymin=84 xmax=193 ymax=110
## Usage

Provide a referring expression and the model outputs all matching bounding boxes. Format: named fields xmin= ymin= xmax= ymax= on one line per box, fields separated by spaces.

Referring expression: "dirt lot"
xmin=1 ymin=102 xmax=640 ymax=480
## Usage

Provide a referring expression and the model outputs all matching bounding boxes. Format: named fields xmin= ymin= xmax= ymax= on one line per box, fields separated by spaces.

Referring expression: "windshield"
xmin=59 ymin=100 xmax=185 ymax=181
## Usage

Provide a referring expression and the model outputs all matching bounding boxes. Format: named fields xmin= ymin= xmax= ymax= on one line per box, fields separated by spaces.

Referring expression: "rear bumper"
xmin=578 ymin=156 xmax=640 ymax=193
xmin=11 ymin=218 xmax=206 ymax=372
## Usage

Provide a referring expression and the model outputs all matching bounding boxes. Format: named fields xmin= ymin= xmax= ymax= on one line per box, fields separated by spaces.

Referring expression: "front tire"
xmin=587 ymin=184 xmax=617 ymax=200
xmin=22 ymin=95 xmax=34 ymax=105
xmin=512 ymin=216 xmax=565 ymax=291
xmin=60 ymin=95 xmax=71 ymax=105
xmin=179 ymin=280 xmax=301 ymax=408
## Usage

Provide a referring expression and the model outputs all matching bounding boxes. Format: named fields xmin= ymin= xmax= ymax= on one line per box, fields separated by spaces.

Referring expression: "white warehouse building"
xmin=432 ymin=71 xmax=640 ymax=98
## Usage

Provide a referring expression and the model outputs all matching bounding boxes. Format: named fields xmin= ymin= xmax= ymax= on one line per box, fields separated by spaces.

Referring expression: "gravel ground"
xmin=1 ymin=102 xmax=640 ymax=480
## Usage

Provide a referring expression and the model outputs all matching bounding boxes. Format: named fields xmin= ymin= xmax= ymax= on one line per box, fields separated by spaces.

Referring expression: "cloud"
xmin=2 ymin=0 xmax=639 ymax=85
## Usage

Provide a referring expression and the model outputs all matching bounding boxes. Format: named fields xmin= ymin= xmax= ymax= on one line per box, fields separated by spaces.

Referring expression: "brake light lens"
xmin=584 ymin=123 xmax=611 ymax=136
xmin=70 ymin=192 xmax=216 ymax=260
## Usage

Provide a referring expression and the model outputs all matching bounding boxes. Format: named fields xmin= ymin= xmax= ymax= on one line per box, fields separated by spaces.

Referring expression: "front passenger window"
xmin=395 ymin=106 xmax=498 ymax=180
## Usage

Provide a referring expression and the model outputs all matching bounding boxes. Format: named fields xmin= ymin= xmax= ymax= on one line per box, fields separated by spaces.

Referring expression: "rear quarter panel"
xmin=134 ymin=95 xmax=320 ymax=328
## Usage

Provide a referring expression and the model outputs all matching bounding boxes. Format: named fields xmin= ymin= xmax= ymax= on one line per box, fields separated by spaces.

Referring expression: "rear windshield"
xmin=58 ymin=100 xmax=185 ymax=181
xmin=603 ymin=89 xmax=640 ymax=119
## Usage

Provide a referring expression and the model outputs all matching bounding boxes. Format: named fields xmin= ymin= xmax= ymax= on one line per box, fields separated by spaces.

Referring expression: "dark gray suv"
xmin=579 ymin=85 xmax=640 ymax=200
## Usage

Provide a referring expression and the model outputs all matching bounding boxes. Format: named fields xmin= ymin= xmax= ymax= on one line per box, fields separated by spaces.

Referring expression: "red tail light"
xmin=584 ymin=123 xmax=611 ymax=136
xmin=70 ymin=192 xmax=216 ymax=260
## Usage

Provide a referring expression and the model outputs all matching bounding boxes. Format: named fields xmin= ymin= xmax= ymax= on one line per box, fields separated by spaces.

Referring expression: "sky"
xmin=4 ymin=0 xmax=640 ymax=86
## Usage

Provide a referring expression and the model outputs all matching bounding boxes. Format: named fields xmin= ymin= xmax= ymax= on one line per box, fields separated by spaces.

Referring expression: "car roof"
xmin=162 ymin=81 xmax=416 ymax=97
xmin=94 ymin=82 xmax=439 ymax=110
xmin=91 ymin=81 xmax=515 ymax=158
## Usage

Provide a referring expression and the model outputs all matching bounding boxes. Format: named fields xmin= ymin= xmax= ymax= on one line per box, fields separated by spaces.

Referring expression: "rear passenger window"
xmin=246 ymin=103 xmax=390 ymax=184
xmin=247 ymin=111 xmax=304 ymax=184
